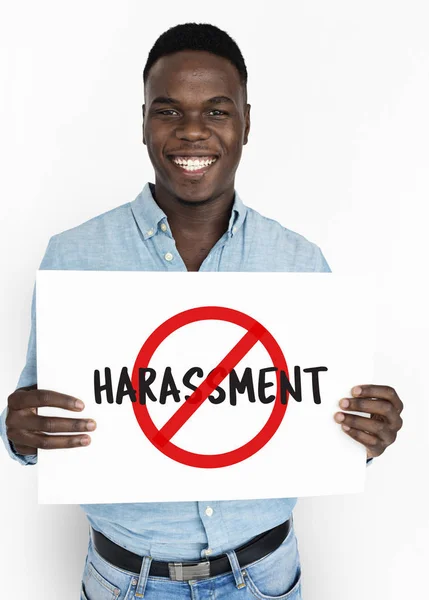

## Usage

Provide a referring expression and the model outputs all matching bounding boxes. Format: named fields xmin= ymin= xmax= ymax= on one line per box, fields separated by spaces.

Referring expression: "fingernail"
xmin=352 ymin=386 xmax=362 ymax=396
xmin=340 ymin=399 xmax=350 ymax=408
xmin=334 ymin=413 xmax=345 ymax=422
xmin=80 ymin=436 xmax=91 ymax=445
xmin=86 ymin=421 xmax=96 ymax=431
xmin=342 ymin=425 xmax=351 ymax=431
xmin=75 ymin=400 xmax=85 ymax=409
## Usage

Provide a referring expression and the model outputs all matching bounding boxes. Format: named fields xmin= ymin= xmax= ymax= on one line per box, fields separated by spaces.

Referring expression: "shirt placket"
xmin=197 ymin=501 xmax=230 ymax=558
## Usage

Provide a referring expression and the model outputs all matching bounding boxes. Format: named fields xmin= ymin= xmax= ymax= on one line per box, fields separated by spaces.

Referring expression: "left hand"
xmin=334 ymin=385 xmax=403 ymax=459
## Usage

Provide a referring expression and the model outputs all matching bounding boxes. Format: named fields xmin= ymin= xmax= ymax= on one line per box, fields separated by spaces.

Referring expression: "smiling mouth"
xmin=167 ymin=156 xmax=219 ymax=176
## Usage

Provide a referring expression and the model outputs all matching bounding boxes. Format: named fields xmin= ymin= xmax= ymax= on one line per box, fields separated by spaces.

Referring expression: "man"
xmin=1 ymin=22 xmax=403 ymax=600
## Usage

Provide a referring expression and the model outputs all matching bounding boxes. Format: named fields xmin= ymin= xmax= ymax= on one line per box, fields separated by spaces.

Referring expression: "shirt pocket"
xmin=81 ymin=560 xmax=121 ymax=600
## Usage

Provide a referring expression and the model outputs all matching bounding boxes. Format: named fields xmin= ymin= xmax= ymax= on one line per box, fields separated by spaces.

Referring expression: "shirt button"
xmin=160 ymin=223 xmax=167 ymax=232
xmin=232 ymin=226 xmax=237 ymax=233
xmin=147 ymin=229 xmax=154 ymax=236
xmin=204 ymin=548 xmax=212 ymax=556
xmin=205 ymin=506 xmax=214 ymax=517
xmin=164 ymin=252 xmax=174 ymax=261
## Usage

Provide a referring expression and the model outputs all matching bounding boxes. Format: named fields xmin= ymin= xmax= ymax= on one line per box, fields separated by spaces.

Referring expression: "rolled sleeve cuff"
xmin=0 ymin=406 xmax=37 ymax=466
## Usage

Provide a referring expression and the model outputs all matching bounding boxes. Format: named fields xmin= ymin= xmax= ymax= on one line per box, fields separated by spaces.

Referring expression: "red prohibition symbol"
xmin=131 ymin=306 xmax=289 ymax=469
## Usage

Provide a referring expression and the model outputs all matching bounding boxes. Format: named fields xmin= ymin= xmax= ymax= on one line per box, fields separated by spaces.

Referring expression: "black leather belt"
xmin=91 ymin=519 xmax=290 ymax=581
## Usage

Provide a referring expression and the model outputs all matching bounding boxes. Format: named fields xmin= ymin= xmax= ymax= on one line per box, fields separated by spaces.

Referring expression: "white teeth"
xmin=172 ymin=157 xmax=217 ymax=170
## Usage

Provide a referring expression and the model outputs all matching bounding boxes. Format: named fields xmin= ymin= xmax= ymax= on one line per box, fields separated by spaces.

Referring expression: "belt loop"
xmin=225 ymin=549 xmax=246 ymax=589
xmin=135 ymin=555 xmax=152 ymax=598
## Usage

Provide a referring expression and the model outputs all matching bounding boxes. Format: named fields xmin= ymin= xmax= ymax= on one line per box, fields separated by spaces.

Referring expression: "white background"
xmin=0 ymin=1 xmax=428 ymax=598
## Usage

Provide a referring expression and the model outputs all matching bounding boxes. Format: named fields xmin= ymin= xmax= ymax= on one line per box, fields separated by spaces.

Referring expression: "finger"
xmin=351 ymin=385 xmax=403 ymax=413
xmin=8 ymin=435 xmax=37 ymax=456
xmin=9 ymin=430 xmax=92 ymax=450
xmin=341 ymin=425 xmax=383 ymax=455
xmin=338 ymin=398 xmax=403 ymax=426
xmin=334 ymin=412 xmax=396 ymax=444
xmin=9 ymin=389 xmax=85 ymax=412
xmin=10 ymin=443 xmax=37 ymax=455
xmin=23 ymin=414 xmax=97 ymax=434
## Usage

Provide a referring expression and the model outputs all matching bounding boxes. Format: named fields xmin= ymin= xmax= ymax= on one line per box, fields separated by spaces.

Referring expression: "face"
xmin=143 ymin=50 xmax=250 ymax=204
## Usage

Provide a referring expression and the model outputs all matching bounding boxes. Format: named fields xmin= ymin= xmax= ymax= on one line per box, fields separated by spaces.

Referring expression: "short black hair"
xmin=143 ymin=22 xmax=248 ymax=95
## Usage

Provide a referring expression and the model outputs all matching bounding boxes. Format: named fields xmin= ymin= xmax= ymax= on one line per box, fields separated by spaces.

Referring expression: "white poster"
xmin=36 ymin=272 xmax=375 ymax=504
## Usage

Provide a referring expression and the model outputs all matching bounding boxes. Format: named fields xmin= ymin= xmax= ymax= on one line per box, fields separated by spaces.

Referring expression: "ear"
xmin=243 ymin=104 xmax=251 ymax=145
xmin=142 ymin=104 xmax=146 ymax=146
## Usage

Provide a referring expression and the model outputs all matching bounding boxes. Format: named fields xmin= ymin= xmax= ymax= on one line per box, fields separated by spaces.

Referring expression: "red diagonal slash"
xmin=152 ymin=322 xmax=267 ymax=448
xmin=132 ymin=306 xmax=289 ymax=469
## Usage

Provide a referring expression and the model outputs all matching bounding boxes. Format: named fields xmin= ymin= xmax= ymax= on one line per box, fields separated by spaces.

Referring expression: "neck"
xmin=150 ymin=182 xmax=234 ymax=239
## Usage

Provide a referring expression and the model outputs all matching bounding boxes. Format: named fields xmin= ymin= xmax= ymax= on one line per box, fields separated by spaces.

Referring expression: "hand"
xmin=6 ymin=386 xmax=97 ymax=456
xmin=334 ymin=385 xmax=403 ymax=459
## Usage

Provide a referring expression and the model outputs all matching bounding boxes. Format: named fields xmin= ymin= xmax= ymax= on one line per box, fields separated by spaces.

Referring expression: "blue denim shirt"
xmin=1 ymin=182 xmax=344 ymax=561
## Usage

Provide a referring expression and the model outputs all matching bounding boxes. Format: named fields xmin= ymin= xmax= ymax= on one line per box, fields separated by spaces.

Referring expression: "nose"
xmin=175 ymin=113 xmax=211 ymax=142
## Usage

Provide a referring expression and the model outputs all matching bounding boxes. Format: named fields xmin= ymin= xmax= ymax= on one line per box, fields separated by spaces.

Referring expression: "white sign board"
xmin=36 ymin=272 xmax=375 ymax=504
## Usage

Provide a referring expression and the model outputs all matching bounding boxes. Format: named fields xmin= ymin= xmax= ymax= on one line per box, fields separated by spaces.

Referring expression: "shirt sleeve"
xmin=314 ymin=246 xmax=332 ymax=272
xmin=0 ymin=235 xmax=58 ymax=466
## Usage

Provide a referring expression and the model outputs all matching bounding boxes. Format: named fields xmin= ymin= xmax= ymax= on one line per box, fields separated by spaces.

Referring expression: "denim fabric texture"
xmin=80 ymin=519 xmax=302 ymax=600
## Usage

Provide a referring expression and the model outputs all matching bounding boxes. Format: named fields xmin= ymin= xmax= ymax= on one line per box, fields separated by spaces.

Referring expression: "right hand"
xmin=6 ymin=386 xmax=97 ymax=456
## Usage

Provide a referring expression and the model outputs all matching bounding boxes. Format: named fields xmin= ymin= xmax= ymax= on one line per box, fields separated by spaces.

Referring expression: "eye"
xmin=209 ymin=110 xmax=227 ymax=116
xmin=158 ymin=109 xmax=178 ymax=116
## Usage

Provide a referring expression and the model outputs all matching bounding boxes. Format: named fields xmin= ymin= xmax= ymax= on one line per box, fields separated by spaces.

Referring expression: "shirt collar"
xmin=130 ymin=182 xmax=247 ymax=240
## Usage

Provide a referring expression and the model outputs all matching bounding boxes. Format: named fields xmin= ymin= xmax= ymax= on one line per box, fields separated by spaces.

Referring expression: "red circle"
xmin=131 ymin=307 xmax=289 ymax=468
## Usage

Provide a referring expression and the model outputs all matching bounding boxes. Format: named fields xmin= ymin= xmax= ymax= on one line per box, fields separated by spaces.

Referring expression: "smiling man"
xmin=142 ymin=39 xmax=250 ymax=274
xmin=1 ymin=22 xmax=403 ymax=600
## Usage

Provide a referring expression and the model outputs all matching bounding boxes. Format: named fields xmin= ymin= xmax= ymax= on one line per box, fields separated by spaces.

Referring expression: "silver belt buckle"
xmin=168 ymin=560 xmax=211 ymax=581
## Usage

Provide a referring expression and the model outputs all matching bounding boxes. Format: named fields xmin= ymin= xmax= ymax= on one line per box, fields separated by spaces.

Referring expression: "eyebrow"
xmin=151 ymin=95 xmax=234 ymax=106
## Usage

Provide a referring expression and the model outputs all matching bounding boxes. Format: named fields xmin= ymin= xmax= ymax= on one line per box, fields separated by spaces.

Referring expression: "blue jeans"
xmin=80 ymin=520 xmax=302 ymax=599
